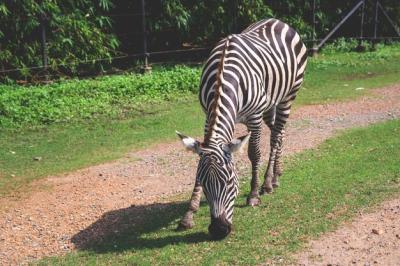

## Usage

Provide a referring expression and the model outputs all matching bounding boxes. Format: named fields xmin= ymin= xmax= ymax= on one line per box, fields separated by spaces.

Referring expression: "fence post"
xmin=140 ymin=0 xmax=151 ymax=74
xmin=373 ymin=0 xmax=379 ymax=49
xmin=312 ymin=0 xmax=316 ymax=45
xmin=377 ymin=1 xmax=400 ymax=38
xmin=313 ymin=0 xmax=365 ymax=52
xmin=357 ymin=0 xmax=366 ymax=51
xmin=309 ymin=0 xmax=318 ymax=56
xmin=40 ymin=13 xmax=49 ymax=81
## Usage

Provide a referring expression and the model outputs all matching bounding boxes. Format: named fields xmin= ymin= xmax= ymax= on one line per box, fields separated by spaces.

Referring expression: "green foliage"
xmin=2 ymin=0 xmax=400 ymax=81
xmin=0 ymin=66 xmax=201 ymax=128
xmin=321 ymin=38 xmax=400 ymax=54
xmin=270 ymin=0 xmax=400 ymax=39
xmin=145 ymin=0 xmax=400 ymax=45
xmin=322 ymin=38 xmax=360 ymax=53
xmin=0 ymin=0 xmax=119 ymax=80
xmin=1 ymin=44 xmax=400 ymax=129
xmin=147 ymin=0 xmax=273 ymax=45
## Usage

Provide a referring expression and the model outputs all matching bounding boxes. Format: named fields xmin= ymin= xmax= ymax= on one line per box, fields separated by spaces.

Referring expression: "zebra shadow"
xmin=71 ymin=200 xmax=210 ymax=253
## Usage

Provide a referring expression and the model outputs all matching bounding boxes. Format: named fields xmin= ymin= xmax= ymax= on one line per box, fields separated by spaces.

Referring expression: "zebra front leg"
xmin=177 ymin=181 xmax=202 ymax=230
xmin=246 ymin=123 xmax=262 ymax=206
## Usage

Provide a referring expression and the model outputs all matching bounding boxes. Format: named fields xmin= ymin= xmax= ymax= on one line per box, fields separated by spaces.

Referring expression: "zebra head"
xmin=176 ymin=131 xmax=250 ymax=239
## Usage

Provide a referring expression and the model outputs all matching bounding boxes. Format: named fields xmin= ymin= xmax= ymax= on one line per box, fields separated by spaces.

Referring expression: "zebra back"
xmin=200 ymin=18 xmax=308 ymax=144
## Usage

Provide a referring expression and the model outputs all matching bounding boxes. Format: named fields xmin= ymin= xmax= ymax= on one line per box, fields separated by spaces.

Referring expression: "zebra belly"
xmin=236 ymin=93 xmax=269 ymax=124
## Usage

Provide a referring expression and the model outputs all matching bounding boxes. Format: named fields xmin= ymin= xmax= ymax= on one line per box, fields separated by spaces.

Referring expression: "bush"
xmin=0 ymin=0 xmax=119 ymax=80
xmin=0 ymin=66 xmax=201 ymax=128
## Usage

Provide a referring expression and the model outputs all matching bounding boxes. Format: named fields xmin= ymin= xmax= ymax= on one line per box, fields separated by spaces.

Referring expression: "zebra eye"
xmin=227 ymin=178 xmax=234 ymax=186
xmin=223 ymin=150 xmax=232 ymax=162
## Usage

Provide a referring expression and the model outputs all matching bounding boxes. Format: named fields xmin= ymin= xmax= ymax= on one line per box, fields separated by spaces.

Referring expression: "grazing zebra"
xmin=176 ymin=18 xmax=308 ymax=239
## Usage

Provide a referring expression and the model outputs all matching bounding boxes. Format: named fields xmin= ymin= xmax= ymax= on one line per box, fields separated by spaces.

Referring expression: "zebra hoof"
xmin=176 ymin=220 xmax=194 ymax=231
xmin=272 ymin=182 xmax=280 ymax=188
xmin=246 ymin=196 xmax=261 ymax=207
xmin=259 ymin=186 xmax=273 ymax=195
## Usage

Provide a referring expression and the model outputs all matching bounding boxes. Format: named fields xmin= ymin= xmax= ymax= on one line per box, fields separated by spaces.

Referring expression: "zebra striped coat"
xmin=177 ymin=18 xmax=308 ymax=239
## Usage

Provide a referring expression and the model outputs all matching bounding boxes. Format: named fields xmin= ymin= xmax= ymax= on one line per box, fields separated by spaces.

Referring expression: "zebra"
xmin=176 ymin=18 xmax=308 ymax=239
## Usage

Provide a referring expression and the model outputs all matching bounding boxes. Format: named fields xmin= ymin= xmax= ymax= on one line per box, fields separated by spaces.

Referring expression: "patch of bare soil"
xmin=294 ymin=198 xmax=400 ymax=266
xmin=0 ymin=86 xmax=399 ymax=265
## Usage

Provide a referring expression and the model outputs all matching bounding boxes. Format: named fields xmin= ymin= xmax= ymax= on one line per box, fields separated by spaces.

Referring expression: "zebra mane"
xmin=204 ymin=35 xmax=232 ymax=145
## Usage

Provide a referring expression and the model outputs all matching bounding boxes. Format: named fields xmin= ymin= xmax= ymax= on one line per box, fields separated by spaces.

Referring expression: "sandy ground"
xmin=294 ymin=198 xmax=400 ymax=266
xmin=0 ymin=85 xmax=399 ymax=265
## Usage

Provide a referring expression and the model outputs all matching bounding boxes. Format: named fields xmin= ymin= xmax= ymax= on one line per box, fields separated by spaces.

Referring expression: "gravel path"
xmin=0 ymin=86 xmax=399 ymax=265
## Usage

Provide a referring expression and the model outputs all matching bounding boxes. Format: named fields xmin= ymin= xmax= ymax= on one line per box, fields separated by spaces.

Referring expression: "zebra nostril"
xmin=208 ymin=216 xmax=232 ymax=240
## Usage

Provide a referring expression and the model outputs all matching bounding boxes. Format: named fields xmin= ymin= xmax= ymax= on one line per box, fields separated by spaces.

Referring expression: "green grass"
xmin=0 ymin=101 xmax=203 ymax=197
xmin=1 ymin=44 xmax=400 ymax=197
xmin=37 ymin=119 xmax=400 ymax=265
xmin=296 ymin=44 xmax=400 ymax=105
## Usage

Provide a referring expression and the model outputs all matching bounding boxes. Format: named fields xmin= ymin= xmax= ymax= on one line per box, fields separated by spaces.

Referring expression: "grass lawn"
xmin=36 ymin=119 xmax=400 ymax=265
xmin=1 ymin=44 xmax=400 ymax=197
xmin=296 ymin=45 xmax=400 ymax=105
xmin=0 ymin=101 xmax=203 ymax=197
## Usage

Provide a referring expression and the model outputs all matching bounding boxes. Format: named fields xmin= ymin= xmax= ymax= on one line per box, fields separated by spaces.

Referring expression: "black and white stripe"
xmin=177 ymin=18 xmax=307 ymax=237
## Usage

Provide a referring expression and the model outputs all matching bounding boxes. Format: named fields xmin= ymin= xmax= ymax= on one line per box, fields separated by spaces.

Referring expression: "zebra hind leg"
xmin=177 ymin=181 xmax=202 ymax=230
xmin=259 ymin=107 xmax=276 ymax=194
xmin=260 ymin=134 xmax=278 ymax=194
xmin=271 ymin=129 xmax=284 ymax=188
xmin=260 ymin=101 xmax=292 ymax=194
xmin=272 ymin=99 xmax=294 ymax=188
xmin=246 ymin=120 xmax=263 ymax=206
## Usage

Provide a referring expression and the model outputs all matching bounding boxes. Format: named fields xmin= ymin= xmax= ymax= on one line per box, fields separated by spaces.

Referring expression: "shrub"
xmin=0 ymin=66 xmax=201 ymax=128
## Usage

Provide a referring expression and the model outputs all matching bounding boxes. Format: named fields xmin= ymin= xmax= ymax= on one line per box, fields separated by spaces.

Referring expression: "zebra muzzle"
xmin=208 ymin=215 xmax=232 ymax=240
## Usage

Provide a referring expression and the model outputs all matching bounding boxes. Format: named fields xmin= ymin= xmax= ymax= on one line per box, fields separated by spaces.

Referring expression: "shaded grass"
xmin=1 ymin=45 xmax=400 ymax=197
xmin=37 ymin=119 xmax=400 ymax=265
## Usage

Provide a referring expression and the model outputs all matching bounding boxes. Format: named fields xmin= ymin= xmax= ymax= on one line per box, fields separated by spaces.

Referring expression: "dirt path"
xmin=0 ymin=86 xmax=399 ymax=265
xmin=294 ymin=198 xmax=400 ymax=266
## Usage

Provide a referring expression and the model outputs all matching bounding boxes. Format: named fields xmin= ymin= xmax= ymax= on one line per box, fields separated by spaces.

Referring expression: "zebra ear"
xmin=228 ymin=133 xmax=251 ymax=153
xmin=176 ymin=131 xmax=201 ymax=154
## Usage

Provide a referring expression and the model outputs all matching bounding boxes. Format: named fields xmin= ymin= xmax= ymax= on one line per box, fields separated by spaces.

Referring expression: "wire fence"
xmin=1 ymin=0 xmax=399 ymax=80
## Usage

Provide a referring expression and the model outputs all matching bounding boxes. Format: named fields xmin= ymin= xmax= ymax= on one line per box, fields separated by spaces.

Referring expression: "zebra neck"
xmin=204 ymin=35 xmax=237 ymax=146
xmin=204 ymin=106 xmax=236 ymax=146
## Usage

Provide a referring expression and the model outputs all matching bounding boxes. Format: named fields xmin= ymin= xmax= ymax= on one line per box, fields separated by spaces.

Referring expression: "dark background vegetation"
xmin=1 ymin=0 xmax=400 ymax=81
